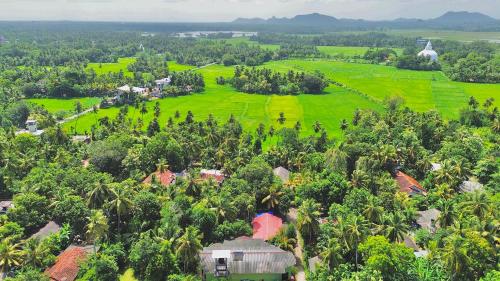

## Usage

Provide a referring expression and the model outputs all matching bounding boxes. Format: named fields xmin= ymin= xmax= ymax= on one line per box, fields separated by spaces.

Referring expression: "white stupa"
xmin=418 ymin=41 xmax=438 ymax=62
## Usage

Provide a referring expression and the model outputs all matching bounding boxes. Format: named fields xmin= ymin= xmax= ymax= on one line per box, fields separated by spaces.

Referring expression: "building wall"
xmin=205 ymin=273 xmax=287 ymax=281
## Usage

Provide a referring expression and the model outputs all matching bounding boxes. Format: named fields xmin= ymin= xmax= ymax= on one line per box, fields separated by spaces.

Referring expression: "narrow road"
xmin=287 ymin=208 xmax=306 ymax=281
xmin=194 ymin=62 xmax=217 ymax=70
xmin=57 ymin=105 xmax=98 ymax=124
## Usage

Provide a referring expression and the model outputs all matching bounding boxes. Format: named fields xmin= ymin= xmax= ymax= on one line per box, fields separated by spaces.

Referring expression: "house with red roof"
xmin=200 ymin=169 xmax=225 ymax=185
xmin=45 ymin=246 xmax=92 ymax=281
xmin=395 ymin=171 xmax=427 ymax=196
xmin=252 ymin=213 xmax=283 ymax=241
xmin=143 ymin=169 xmax=176 ymax=186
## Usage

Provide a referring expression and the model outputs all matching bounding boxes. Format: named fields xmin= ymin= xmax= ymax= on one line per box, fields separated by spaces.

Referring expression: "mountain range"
xmin=233 ymin=11 xmax=500 ymax=31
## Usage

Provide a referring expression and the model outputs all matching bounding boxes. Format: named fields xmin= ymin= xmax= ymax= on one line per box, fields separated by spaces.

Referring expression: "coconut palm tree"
xmin=106 ymin=184 xmax=134 ymax=234
xmin=176 ymin=226 xmax=203 ymax=273
xmin=313 ymin=121 xmax=322 ymax=133
xmin=22 ymin=238 xmax=51 ymax=268
xmin=320 ymin=238 xmax=344 ymax=270
xmin=344 ymin=215 xmax=369 ymax=270
xmin=87 ymin=181 xmax=113 ymax=209
xmin=86 ymin=209 xmax=109 ymax=253
xmin=363 ymin=198 xmax=384 ymax=224
xmin=437 ymin=199 xmax=457 ymax=228
xmin=379 ymin=212 xmax=409 ymax=243
xmin=272 ymin=228 xmax=296 ymax=252
xmin=460 ymin=191 xmax=491 ymax=220
xmin=262 ymin=185 xmax=284 ymax=211
xmin=0 ymin=238 xmax=22 ymax=277
xmin=297 ymin=199 xmax=321 ymax=244
xmin=441 ymin=234 xmax=470 ymax=280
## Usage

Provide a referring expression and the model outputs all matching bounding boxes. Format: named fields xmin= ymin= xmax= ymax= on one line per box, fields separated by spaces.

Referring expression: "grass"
xmin=64 ymin=62 xmax=384 ymax=139
xmin=86 ymin=57 xmax=136 ymax=77
xmin=64 ymin=58 xmax=500 ymax=137
xmin=384 ymin=29 xmax=500 ymax=42
xmin=27 ymin=97 xmax=101 ymax=117
xmin=120 ymin=268 xmax=137 ymax=281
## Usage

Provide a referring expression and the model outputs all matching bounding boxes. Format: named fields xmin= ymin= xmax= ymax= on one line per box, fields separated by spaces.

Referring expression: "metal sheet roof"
xmin=200 ymin=237 xmax=295 ymax=274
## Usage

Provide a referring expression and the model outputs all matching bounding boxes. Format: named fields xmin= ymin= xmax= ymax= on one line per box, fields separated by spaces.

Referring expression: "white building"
xmin=155 ymin=77 xmax=171 ymax=90
xmin=15 ymin=119 xmax=44 ymax=136
xmin=418 ymin=41 xmax=438 ymax=62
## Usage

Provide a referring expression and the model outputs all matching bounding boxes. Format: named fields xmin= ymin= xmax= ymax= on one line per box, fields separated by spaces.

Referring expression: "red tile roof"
xmin=45 ymin=246 xmax=88 ymax=281
xmin=252 ymin=213 xmax=283 ymax=241
xmin=395 ymin=171 xmax=427 ymax=196
xmin=200 ymin=169 xmax=225 ymax=184
xmin=143 ymin=169 xmax=176 ymax=186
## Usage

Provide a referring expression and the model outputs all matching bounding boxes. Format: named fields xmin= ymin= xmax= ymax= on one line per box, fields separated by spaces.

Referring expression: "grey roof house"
xmin=200 ymin=237 xmax=296 ymax=281
xmin=273 ymin=166 xmax=290 ymax=183
xmin=417 ymin=208 xmax=441 ymax=233
xmin=459 ymin=181 xmax=483 ymax=193
xmin=30 ymin=221 xmax=61 ymax=240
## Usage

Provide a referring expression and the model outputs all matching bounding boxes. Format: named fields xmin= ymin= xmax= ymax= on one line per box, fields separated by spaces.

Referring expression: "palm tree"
xmin=313 ymin=121 xmax=322 ymax=133
xmin=140 ymin=102 xmax=148 ymax=118
xmin=441 ymin=234 xmax=470 ymax=280
xmin=297 ymin=199 xmax=321 ymax=244
xmin=344 ymin=215 xmax=369 ymax=270
xmin=437 ymin=199 xmax=457 ymax=228
xmin=86 ymin=209 xmax=109 ymax=253
xmin=261 ymin=185 xmax=284 ymax=211
xmin=320 ymin=238 xmax=344 ymax=270
xmin=87 ymin=181 xmax=113 ymax=208
xmin=340 ymin=119 xmax=348 ymax=131
xmin=0 ymin=238 xmax=22 ymax=277
xmin=105 ymin=184 xmax=134 ymax=234
xmin=272 ymin=228 xmax=296 ymax=252
xmin=22 ymin=238 xmax=51 ymax=268
xmin=176 ymin=226 xmax=203 ymax=273
xmin=363 ymin=198 xmax=384 ymax=224
xmin=460 ymin=191 xmax=491 ymax=220
xmin=379 ymin=212 xmax=409 ymax=243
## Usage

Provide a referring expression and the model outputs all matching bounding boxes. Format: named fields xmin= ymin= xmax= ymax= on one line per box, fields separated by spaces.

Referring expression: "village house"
xmin=200 ymin=169 xmax=225 ymax=185
xmin=459 ymin=180 xmax=483 ymax=193
xmin=15 ymin=119 xmax=44 ymax=136
xmin=45 ymin=245 xmax=93 ymax=281
xmin=142 ymin=169 xmax=176 ymax=186
xmin=200 ymin=237 xmax=296 ymax=281
xmin=395 ymin=171 xmax=427 ymax=196
xmin=155 ymin=77 xmax=171 ymax=90
xmin=416 ymin=208 xmax=441 ymax=233
xmin=252 ymin=213 xmax=283 ymax=241
xmin=273 ymin=166 xmax=290 ymax=183
xmin=0 ymin=200 xmax=13 ymax=214
xmin=30 ymin=221 xmax=62 ymax=240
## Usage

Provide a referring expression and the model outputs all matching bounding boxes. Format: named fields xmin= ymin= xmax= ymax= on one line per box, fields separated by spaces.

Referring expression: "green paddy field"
xmin=61 ymin=57 xmax=499 ymax=138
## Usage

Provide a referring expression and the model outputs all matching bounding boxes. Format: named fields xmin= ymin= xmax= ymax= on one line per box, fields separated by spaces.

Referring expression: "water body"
xmin=175 ymin=31 xmax=258 ymax=38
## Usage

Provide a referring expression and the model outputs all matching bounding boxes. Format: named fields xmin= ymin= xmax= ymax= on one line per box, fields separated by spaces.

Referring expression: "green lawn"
xmin=64 ymin=59 xmax=500 ymax=137
xmin=27 ymin=97 xmax=101 ymax=117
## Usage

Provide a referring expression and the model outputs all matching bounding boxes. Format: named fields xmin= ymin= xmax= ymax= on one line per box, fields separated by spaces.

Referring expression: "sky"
xmin=0 ymin=0 xmax=499 ymax=22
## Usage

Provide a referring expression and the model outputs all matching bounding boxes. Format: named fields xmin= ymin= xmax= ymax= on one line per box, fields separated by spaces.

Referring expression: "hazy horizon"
xmin=0 ymin=0 xmax=499 ymax=23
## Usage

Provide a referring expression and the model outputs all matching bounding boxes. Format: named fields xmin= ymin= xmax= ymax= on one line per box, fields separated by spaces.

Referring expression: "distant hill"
xmin=232 ymin=11 xmax=500 ymax=31
xmin=432 ymin=11 xmax=497 ymax=23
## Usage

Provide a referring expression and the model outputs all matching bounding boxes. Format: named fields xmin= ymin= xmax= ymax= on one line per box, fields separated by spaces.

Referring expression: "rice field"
xmin=59 ymin=56 xmax=499 ymax=137
xmin=27 ymin=97 xmax=101 ymax=117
